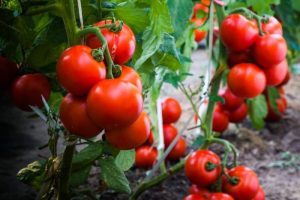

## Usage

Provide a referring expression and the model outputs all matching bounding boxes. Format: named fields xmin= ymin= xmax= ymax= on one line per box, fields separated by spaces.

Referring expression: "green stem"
xmin=26 ymin=3 xmax=60 ymax=15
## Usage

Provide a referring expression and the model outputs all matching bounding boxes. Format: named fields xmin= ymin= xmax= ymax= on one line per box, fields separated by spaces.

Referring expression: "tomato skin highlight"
xmin=220 ymin=87 xmax=244 ymax=111
xmin=163 ymin=124 xmax=178 ymax=148
xmin=185 ymin=150 xmax=221 ymax=187
xmin=227 ymin=63 xmax=266 ymax=98
xmin=167 ymin=137 xmax=186 ymax=160
xmin=210 ymin=193 xmax=234 ymax=200
xmin=183 ymin=194 xmax=207 ymax=200
xmin=264 ymin=59 xmax=288 ymax=86
xmin=188 ymin=185 xmax=211 ymax=199
xmin=57 ymin=45 xmax=106 ymax=96
xmin=11 ymin=74 xmax=51 ymax=111
xmin=59 ymin=93 xmax=101 ymax=138
xmin=227 ymin=102 xmax=248 ymax=123
xmin=87 ymin=79 xmax=143 ymax=129
xmin=162 ymin=97 xmax=182 ymax=124
xmin=0 ymin=56 xmax=18 ymax=90
xmin=221 ymin=14 xmax=258 ymax=52
xmin=118 ymin=65 xmax=142 ymax=93
xmin=135 ymin=146 xmax=157 ymax=168
xmin=86 ymin=20 xmax=136 ymax=65
xmin=252 ymin=186 xmax=265 ymax=200
xmin=262 ymin=16 xmax=283 ymax=35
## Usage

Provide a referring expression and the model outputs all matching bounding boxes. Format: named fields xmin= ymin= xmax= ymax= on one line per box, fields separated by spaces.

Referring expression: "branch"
xmin=26 ymin=3 xmax=60 ymax=16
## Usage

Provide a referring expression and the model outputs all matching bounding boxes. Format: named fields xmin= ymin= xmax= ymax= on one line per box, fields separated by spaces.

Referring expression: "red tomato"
xmin=265 ymin=97 xmax=287 ymax=122
xmin=201 ymin=0 xmax=210 ymax=6
xmin=118 ymin=65 xmax=142 ymax=93
xmin=188 ymin=185 xmax=211 ymax=199
xmin=222 ymin=166 xmax=260 ymax=200
xmin=87 ymin=79 xmax=143 ymax=129
xmin=167 ymin=137 xmax=186 ymax=160
xmin=86 ymin=20 xmax=136 ymax=65
xmin=252 ymin=186 xmax=265 ymax=200
xmin=163 ymin=124 xmax=178 ymax=148
xmin=213 ymin=104 xmax=229 ymax=132
xmin=183 ymin=194 xmax=206 ymax=200
xmin=162 ymin=97 xmax=182 ymax=124
xmin=264 ymin=60 xmax=288 ymax=86
xmin=227 ymin=63 xmax=266 ymax=98
xmin=192 ymin=18 xmax=207 ymax=43
xmin=220 ymin=87 xmax=244 ymax=111
xmin=192 ymin=3 xmax=209 ymax=19
xmin=227 ymin=103 xmax=248 ymax=123
xmin=135 ymin=146 xmax=157 ymax=168
xmin=277 ymin=71 xmax=290 ymax=87
xmin=59 ymin=93 xmax=101 ymax=138
xmin=210 ymin=193 xmax=234 ymax=200
xmin=144 ymin=131 xmax=154 ymax=146
xmin=57 ymin=45 xmax=106 ymax=96
xmin=227 ymin=51 xmax=250 ymax=68
xmin=105 ymin=111 xmax=151 ymax=150
xmin=262 ymin=16 xmax=283 ymax=35
xmin=0 ymin=56 xmax=18 ymax=89
xmin=253 ymin=34 xmax=287 ymax=68
xmin=11 ymin=74 xmax=51 ymax=111
xmin=185 ymin=150 xmax=221 ymax=187
xmin=221 ymin=14 xmax=258 ymax=52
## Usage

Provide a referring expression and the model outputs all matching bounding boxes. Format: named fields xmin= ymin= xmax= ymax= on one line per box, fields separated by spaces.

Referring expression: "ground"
xmin=0 ymin=50 xmax=299 ymax=200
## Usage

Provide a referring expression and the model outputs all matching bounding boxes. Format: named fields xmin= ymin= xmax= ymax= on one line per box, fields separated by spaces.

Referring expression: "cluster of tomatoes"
xmin=135 ymin=98 xmax=187 ymax=168
xmin=57 ymin=20 xmax=152 ymax=150
xmin=183 ymin=150 xmax=265 ymax=200
xmin=191 ymin=1 xmax=210 ymax=43
xmin=0 ymin=56 xmax=51 ymax=112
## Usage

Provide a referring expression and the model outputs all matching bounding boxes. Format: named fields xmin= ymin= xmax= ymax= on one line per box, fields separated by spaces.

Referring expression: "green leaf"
xmin=192 ymin=135 xmax=206 ymax=148
xmin=70 ymin=165 xmax=91 ymax=187
xmin=48 ymin=92 xmax=63 ymax=112
xmin=99 ymin=156 xmax=131 ymax=194
xmin=115 ymin=150 xmax=135 ymax=171
xmin=209 ymin=94 xmax=225 ymax=104
xmin=291 ymin=0 xmax=300 ymax=12
xmin=247 ymin=95 xmax=268 ymax=130
xmin=246 ymin=0 xmax=280 ymax=15
xmin=267 ymin=86 xmax=280 ymax=114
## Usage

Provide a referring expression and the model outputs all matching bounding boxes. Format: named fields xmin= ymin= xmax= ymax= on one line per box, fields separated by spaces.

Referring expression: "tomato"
xmin=192 ymin=3 xmax=208 ymax=19
xmin=201 ymin=0 xmax=210 ymax=6
xmin=144 ymin=131 xmax=154 ymax=146
xmin=265 ymin=97 xmax=287 ymax=122
xmin=253 ymin=34 xmax=287 ymax=68
xmin=57 ymin=45 xmax=106 ymax=96
xmin=277 ymin=71 xmax=290 ymax=87
xmin=210 ymin=193 xmax=234 ymax=200
xmin=264 ymin=60 xmax=288 ymax=86
xmin=220 ymin=87 xmax=244 ymax=111
xmin=118 ymin=65 xmax=142 ymax=93
xmin=222 ymin=166 xmax=259 ymax=200
xmin=185 ymin=150 xmax=221 ymax=187
xmin=262 ymin=16 xmax=283 ymax=35
xmin=59 ymin=93 xmax=101 ymax=138
xmin=86 ymin=20 xmax=136 ymax=65
xmin=135 ymin=146 xmax=157 ymax=168
xmin=162 ymin=97 xmax=182 ymax=124
xmin=167 ymin=137 xmax=186 ymax=160
xmin=0 ymin=56 xmax=18 ymax=89
xmin=188 ymin=185 xmax=211 ymax=199
xmin=87 ymin=79 xmax=143 ymax=129
xmin=192 ymin=18 xmax=207 ymax=43
xmin=252 ymin=186 xmax=265 ymax=200
xmin=221 ymin=14 xmax=258 ymax=52
xmin=227 ymin=51 xmax=250 ymax=68
xmin=163 ymin=124 xmax=178 ymax=147
xmin=213 ymin=27 xmax=219 ymax=46
xmin=105 ymin=111 xmax=151 ymax=150
xmin=213 ymin=104 xmax=229 ymax=132
xmin=227 ymin=103 xmax=248 ymax=123
xmin=183 ymin=194 xmax=206 ymax=200
xmin=11 ymin=74 xmax=51 ymax=111
xmin=227 ymin=63 xmax=266 ymax=98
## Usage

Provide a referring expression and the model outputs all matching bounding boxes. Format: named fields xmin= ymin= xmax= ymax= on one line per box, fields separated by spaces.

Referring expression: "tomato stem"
xmin=25 ymin=3 xmax=60 ymax=15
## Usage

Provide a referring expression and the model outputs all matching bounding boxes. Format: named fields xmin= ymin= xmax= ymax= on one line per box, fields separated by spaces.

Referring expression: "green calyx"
xmin=91 ymin=48 xmax=104 ymax=62
xmin=112 ymin=64 xmax=122 ymax=78
xmin=205 ymin=161 xmax=216 ymax=171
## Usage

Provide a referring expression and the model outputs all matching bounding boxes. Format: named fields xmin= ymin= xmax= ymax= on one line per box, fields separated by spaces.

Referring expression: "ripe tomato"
xmin=57 ymin=45 xmax=106 ymax=96
xmin=167 ymin=137 xmax=186 ymax=160
xmin=201 ymin=0 xmax=210 ymax=6
xmin=253 ymin=34 xmax=287 ymax=68
xmin=264 ymin=60 xmax=288 ymax=86
xmin=163 ymin=124 xmax=178 ymax=147
xmin=192 ymin=18 xmax=207 ymax=42
xmin=135 ymin=146 xmax=157 ymax=168
xmin=183 ymin=194 xmax=206 ymax=200
xmin=86 ymin=20 xmax=136 ymax=65
xmin=162 ymin=97 xmax=182 ymax=124
xmin=227 ymin=51 xmax=250 ymax=68
xmin=265 ymin=97 xmax=287 ymax=122
xmin=223 ymin=166 xmax=260 ymax=200
xmin=213 ymin=104 xmax=229 ymax=132
xmin=0 ymin=56 xmax=18 ymax=89
xmin=262 ymin=16 xmax=283 ymax=35
xmin=105 ymin=111 xmax=151 ymax=150
xmin=252 ymin=186 xmax=265 ymax=200
xmin=221 ymin=14 xmax=258 ymax=52
xmin=220 ymin=87 xmax=244 ymax=111
xmin=59 ymin=93 xmax=101 ymax=138
xmin=118 ymin=65 xmax=142 ymax=93
xmin=278 ymin=71 xmax=290 ymax=87
xmin=210 ymin=193 xmax=234 ymax=200
xmin=144 ymin=131 xmax=154 ymax=146
xmin=11 ymin=74 xmax=51 ymax=111
xmin=227 ymin=103 xmax=248 ymax=123
xmin=192 ymin=3 xmax=208 ymax=19
xmin=227 ymin=63 xmax=266 ymax=98
xmin=185 ymin=150 xmax=221 ymax=187
xmin=188 ymin=185 xmax=211 ymax=199
xmin=87 ymin=79 xmax=143 ymax=129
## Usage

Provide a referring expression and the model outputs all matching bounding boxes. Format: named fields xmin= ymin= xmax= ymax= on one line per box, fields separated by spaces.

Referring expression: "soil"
xmin=1 ymin=49 xmax=300 ymax=200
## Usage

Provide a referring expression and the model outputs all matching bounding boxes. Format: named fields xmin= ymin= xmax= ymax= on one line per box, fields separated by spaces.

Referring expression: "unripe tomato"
xmin=227 ymin=51 xmax=250 ymax=68
xmin=253 ymin=34 xmax=287 ymax=68
xmin=221 ymin=14 xmax=258 ymax=52
xmin=118 ymin=65 xmax=142 ymax=93
xmin=264 ymin=60 xmax=288 ymax=86
xmin=163 ymin=124 xmax=178 ymax=147
xmin=105 ymin=111 xmax=151 ymax=150
xmin=87 ymin=79 xmax=143 ymax=129
xmin=11 ymin=74 xmax=51 ymax=111
xmin=227 ymin=103 xmax=248 ymax=123
xmin=265 ymin=97 xmax=287 ymax=122
xmin=185 ymin=150 xmax=221 ymax=187
xmin=188 ymin=184 xmax=211 ymax=199
xmin=59 ymin=93 xmax=101 ymax=138
xmin=192 ymin=18 xmax=207 ymax=43
xmin=86 ymin=20 xmax=136 ymax=65
xmin=222 ymin=166 xmax=260 ymax=200
xmin=0 ymin=56 xmax=18 ymax=90
xmin=277 ymin=71 xmax=290 ymax=87
xmin=57 ymin=45 xmax=106 ymax=96
xmin=220 ymin=87 xmax=244 ymax=111
xmin=210 ymin=193 xmax=234 ymax=200
xmin=252 ymin=186 xmax=265 ymax=200
xmin=227 ymin=63 xmax=266 ymax=98
xmin=213 ymin=104 xmax=229 ymax=132
xmin=183 ymin=194 xmax=206 ymax=200
xmin=167 ymin=137 xmax=186 ymax=160
xmin=262 ymin=16 xmax=283 ymax=35
xmin=192 ymin=3 xmax=208 ymax=19
xmin=162 ymin=97 xmax=182 ymax=124
xmin=135 ymin=146 xmax=157 ymax=168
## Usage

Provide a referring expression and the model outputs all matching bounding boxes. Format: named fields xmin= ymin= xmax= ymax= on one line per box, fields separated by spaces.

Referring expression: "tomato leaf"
xmin=247 ymin=95 xmax=268 ymax=130
xmin=267 ymin=86 xmax=280 ymax=114
xmin=115 ymin=149 xmax=135 ymax=171
xmin=99 ymin=156 xmax=131 ymax=194
xmin=246 ymin=0 xmax=280 ymax=15
xmin=70 ymin=165 xmax=91 ymax=187
xmin=192 ymin=135 xmax=206 ymax=148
